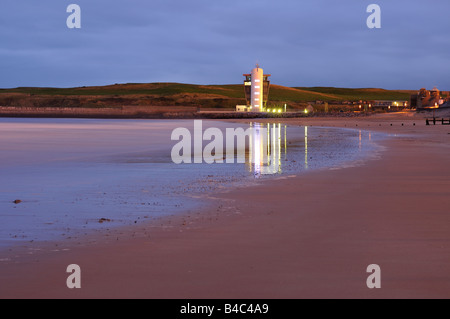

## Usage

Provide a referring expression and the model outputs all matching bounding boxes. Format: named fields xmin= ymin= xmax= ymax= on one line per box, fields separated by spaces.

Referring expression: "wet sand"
xmin=1 ymin=113 xmax=450 ymax=299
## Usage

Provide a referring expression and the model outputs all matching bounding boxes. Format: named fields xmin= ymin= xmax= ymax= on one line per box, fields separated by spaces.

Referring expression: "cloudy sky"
xmin=1 ymin=0 xmax=449 ymax=89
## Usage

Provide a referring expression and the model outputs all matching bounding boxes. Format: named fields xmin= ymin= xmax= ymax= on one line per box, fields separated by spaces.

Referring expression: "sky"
xmin=1 ymin=0 xmax=449 ymax=90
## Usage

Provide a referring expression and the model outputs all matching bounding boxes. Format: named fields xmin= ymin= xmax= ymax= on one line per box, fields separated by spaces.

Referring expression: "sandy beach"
xmin=1 ymin=112 xmax=450 ymax=299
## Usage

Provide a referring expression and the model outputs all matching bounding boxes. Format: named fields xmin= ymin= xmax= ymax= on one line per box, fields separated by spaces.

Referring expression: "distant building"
xmin=411 ymin=87 xmax=450 ymax=110
xmin=372 ymin=100 xmax=408 ymax=111
xmin=239 ymin=64 xmax=271 ymax=112
xmin=236 ymin=105 xmax=249 ymax=112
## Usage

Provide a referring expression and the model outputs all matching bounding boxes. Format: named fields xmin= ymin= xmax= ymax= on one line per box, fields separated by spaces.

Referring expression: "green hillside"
xmin=298 ymin=87 xmax=414 ymax=101
xmin=0 ymin=83 xmax=243 ymax=98
xmin=1 ymin=83 xmax=413 ymax=101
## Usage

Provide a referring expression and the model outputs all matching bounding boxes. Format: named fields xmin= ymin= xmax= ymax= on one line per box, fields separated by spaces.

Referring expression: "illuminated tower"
xmin=243 ymin=64 xmax=271 ymax=112
xmin=251 ymin=65 xmax=263 ymax=110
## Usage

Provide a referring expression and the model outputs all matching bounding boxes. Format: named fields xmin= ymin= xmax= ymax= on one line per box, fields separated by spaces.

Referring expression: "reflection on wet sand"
xmin=305 ymin=126 xmax=308 ymax=169
xmin=247 ymin=123 xmax=295 ymax=177
xmin=243 ymin=123 xmax=376 ymax=178
xmin=359 ymin=130 xmax=362 ymax=150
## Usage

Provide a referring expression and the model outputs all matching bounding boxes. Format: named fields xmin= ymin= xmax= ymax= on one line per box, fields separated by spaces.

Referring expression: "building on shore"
xmin=411 ymin=87 xmax=450 ymax=110
xmin=372 ymin=100 xmax=409 ymax=111
xmin=237 ymin=64 xmax=271 ymax=112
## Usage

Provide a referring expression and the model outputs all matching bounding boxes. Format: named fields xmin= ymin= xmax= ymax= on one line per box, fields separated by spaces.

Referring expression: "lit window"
xmin=255 ymin=86 xmax=260 ymax=89
xmin=255 ymin=79 xmax=260 ymax=82
xmin=254 ymin=92 xmax=260 ymax=95
xmin=255 ymin=98 xmax=260 ymax=101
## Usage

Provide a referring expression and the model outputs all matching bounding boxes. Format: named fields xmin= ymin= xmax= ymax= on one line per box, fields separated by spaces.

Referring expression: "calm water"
xmin=0 ymin=118 xmax=385 ymax=247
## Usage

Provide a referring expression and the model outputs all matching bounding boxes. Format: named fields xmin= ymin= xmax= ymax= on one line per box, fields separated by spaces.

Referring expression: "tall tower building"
xmin=251 ymin=65 xmax=264 ymax=110
xmin=243 ymin=64 xmax=271 ymax=112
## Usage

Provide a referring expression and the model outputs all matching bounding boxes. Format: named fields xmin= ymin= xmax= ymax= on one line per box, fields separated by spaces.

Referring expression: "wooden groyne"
xmin=425 ymin=117 xmax=450 ymax=126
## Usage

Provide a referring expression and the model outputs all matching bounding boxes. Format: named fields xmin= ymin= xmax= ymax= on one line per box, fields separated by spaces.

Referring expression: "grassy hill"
xmin=0 ymin=83 xmax=415 ymax=109
xmin=298 ymin=87 xmax=414 ymax=101
xmin=0 ymin=83 xmax=243 ymax=97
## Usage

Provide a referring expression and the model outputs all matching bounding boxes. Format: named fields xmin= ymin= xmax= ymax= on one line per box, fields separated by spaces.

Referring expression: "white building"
xmin=239 ymin=64 xmax=271 ymax=112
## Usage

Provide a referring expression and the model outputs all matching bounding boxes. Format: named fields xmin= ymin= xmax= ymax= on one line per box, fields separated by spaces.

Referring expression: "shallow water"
xmin=0 ymin=118 xmax=386 ymax=247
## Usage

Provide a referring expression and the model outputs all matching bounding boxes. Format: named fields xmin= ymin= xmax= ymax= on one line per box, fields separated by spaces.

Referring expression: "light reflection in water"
xmin=284 ymin=124 xmax=287 ymax=161
xmin=238 ymin=124 xmax=374 ymax=179
xmin=247 ymin=123 xmax=288 ymax=177
xmin=359 ymin=130 xmax=362 ymax=150
xmin=305 ymin=126 xmax=308 ymax=169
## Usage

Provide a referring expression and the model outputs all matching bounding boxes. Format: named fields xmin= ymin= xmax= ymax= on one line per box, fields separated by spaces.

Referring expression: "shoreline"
xmin=1 ymin=114 xmax=450 ymax=298
xmin=0 ymin=121 xmax=380 ymax=258
xmin=0 ymin=110 xmax=367 ymax=120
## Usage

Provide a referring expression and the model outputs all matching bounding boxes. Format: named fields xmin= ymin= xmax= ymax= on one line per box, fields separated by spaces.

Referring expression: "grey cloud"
xmin=1 ymin=0 xmax=449 ymax=89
